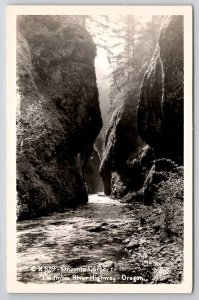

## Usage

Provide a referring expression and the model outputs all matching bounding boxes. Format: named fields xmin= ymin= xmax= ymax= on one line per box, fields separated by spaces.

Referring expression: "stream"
xmin=17 ymin=193 xmax=183 ymax=284
xmin=17 ymin=194 xmax=139 ymax=284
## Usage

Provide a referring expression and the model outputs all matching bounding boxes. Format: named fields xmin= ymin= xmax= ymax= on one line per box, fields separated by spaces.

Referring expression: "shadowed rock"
xmin=16 ymin=16 xmax=102 ymax=220
xmin=100 ymin=91 xmax=143 ymax=197
xmin=137 ymin=16 xmax=184 ymax=163
xmin=85 ymin=147 xmax=101 ymax=194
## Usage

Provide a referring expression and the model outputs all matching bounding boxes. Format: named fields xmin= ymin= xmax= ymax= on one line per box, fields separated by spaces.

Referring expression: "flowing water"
xmin=17 ymin=194 xmax=138 ymax=284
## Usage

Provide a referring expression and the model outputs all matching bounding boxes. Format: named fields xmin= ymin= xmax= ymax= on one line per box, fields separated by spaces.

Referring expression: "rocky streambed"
xmin=17 ymin=194 xmax=183 ymax=284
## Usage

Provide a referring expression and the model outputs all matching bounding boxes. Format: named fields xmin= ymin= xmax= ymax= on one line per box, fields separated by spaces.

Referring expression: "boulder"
xmin=143 ymin=158 xmax=182 ymax=205
xmin=101 ymin=260 xmax=115 ymax=269
xmin=126 ymin=240 xmax=140 ymax=250
xmin=16 ymin=16 xmax=102 ymax=220
xmin=153 ymin=267 xmax=174 ymax=283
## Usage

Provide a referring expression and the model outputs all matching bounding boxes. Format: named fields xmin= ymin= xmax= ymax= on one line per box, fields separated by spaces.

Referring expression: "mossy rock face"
xmin=85 ymin=147 xmax=101 ymax=194
xmin=17 ymin=16 xmax=102 ymax=220
xmin=100 ymin=91 xmax=143 ymax=197
xmin=138 ymin=16 xmax=183 ymax=164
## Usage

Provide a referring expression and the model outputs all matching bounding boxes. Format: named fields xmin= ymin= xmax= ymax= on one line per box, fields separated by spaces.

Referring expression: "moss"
xmin=100 ymin=90 xmax=143 ymax=197
xmin=137 ymin=16 xmax=183 ymax=163
xmin=17 ymin=16 xmax=102 ymax=220
xmin=143 ymin=159 xmax=183 ymax=205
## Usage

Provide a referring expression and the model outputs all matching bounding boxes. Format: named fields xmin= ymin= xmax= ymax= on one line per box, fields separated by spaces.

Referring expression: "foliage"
xmin=86 ymin=15 xmax=164 ymax=115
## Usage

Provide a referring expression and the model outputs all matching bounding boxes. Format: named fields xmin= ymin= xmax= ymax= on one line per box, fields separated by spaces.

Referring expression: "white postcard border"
xmin=6 ymin=5 xmax=193 ymax=293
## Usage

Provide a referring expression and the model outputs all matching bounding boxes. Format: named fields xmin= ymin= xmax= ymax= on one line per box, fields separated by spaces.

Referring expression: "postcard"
xmin=6 ymin=5 xmax=193 ymax=293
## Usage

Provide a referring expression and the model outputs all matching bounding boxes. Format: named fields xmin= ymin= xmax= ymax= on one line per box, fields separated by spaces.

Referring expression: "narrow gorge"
xmin=16 ymin=15 xmax=184 ymax=285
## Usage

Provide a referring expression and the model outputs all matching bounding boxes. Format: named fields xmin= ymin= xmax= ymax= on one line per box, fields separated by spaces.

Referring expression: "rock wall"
xmin=100 ymin=16 xmax=184 ymax=202
xmin=85 ymin=146 xmax=101 ymax=194
xmin=17 ymin=16 xmax=102 ymax=220
xmin=100 ymin=91 xmax=143 ymax=197
xmin=137 ymin=16 xmax=184 ymax=164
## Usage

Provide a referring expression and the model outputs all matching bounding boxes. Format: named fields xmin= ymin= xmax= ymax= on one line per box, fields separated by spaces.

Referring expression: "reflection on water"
xmin=17 ymin=194 xmax=136 ymax=284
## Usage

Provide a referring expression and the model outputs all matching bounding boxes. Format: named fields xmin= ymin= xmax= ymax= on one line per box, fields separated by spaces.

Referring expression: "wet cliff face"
xmin=17 ymin=16 xmax=102 ymax=220
xmin=100 ymin=16 xmax=184 ymax=201
xmin=85 ymin=147 xmax=101 ymax=194
xmin=100 ymin=91 xmax=143 ymax=197
xmin=137 ymin=16 xmax=184 ymax=163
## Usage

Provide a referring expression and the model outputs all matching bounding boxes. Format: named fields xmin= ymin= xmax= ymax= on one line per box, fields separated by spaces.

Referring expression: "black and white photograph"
xmin=6 ymin=5 xmax=193 ymax=293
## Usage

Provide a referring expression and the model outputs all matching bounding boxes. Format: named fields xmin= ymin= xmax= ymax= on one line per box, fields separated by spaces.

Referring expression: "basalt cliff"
xmin=100 ymin=16 xmax=184 ymax=203
xmin=17 ymin=16 xmax=102 ymax=220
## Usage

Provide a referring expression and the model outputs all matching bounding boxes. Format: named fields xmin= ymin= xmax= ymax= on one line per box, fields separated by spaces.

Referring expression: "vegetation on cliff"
xmin=138 ymin=16 xmax=184 ymax=163
xmin=100 ymin=15 xmax=184 ymax=202
xmin=16 ymin=14 xmax=185 ymax=285
xmin=17 ymin=16 xmax=102 ymax=219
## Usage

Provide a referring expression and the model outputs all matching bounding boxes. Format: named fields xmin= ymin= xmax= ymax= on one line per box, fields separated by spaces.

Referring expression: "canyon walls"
xmin=138 ymin=16 xmax=184 ymax=164
xmin=17 ymin=16 xmax=102 ymax=219
xmin=100 ymin=91 xmax=143 ymax=197
xmin=100 ymin=16 xmax=184 ymax=201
